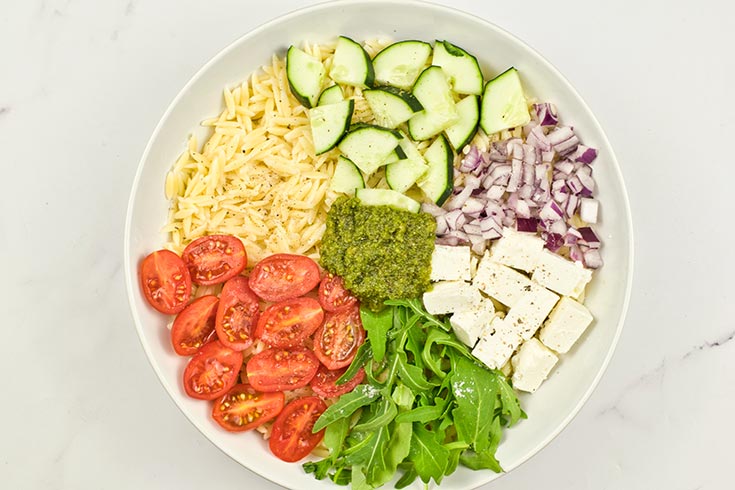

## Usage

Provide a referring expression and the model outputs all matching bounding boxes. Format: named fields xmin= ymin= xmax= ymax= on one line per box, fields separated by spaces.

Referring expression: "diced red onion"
xmin=565 ymin=227 xmax=582 ymax=246
xmin=565 ymin=194 xmax=579 ymax=216
xmin=545 ymin=232 xmax=564 ymax=252
xmin=578 ymin=226 xmax=601 ymax=248
xmin=517 ymin=184 xmax=534 ymax=200
xmin=516 ymin=217 xmax=539 ymax=233
xmin=548 ymin=219 xmax=568 ymax=235
xmin=522 ymin=163 xmax=535 ymax=185
xmin=444 ymin=209 xmax=466 ymax=230
xmin=510 ymin=142 xmax=524 ymax=159
xmin=464 ymin=174 xmax=481 ymax=190
xmin=515 ymin=199 xmax=531 ymax=218
xmin=579 ymin=198 xmax=599 ymax=224
xmin=569 ymin=244 xmax=584 ymax=263
xmin=542 ymin=150 xmax=555 ymax=162
xmin=435 ymin=236 xmax=460 ymax=246
xmin=569 ymin=144 xmax=598 ymax=164
xmin=533 ymin=103 xmax=559 ymax=126
xmin=507 ymin=159 xmax=523 ymax=192
xmin=444 ymin=230 xmax=469 ymax=243
xmin=540 ymin=200 xmax=564 ymax=220
xmin=459 ymin=146 xmax=481 ymax=173
xmin=576 ymin=166 xmax=595 ymax=194
xmin=566 ymin=175 xmax=584 ymax=195
xmin=554 ymin=160 xmax=575 ymax=175
xmin=486 ymin=185 xmax=505 ymax=200
xmin=488 ymin=143 xmax=507 ymax=162
xmin=583 ymin=249 xmax=603 ymax=269
xmin=463 ymin=223 xmax=482 ymax=236
xmin=462 ymin=197 xmax=485 ymax=217
xmin=527 ymin=125 xmax=552 ymax=151
xmin=444 ymin=185 xmax=474 ymax=210
xmin=435 ymin=215 xmax=448 ymax=235
xmin=421 ymin=202 xmax=446 ymax=217
xmin=547 ymin=126 xmax=579 ymax=156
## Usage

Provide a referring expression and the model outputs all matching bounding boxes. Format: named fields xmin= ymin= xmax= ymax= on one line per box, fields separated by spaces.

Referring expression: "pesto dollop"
xmin=320 ymin=196 xmax=436 ymax=311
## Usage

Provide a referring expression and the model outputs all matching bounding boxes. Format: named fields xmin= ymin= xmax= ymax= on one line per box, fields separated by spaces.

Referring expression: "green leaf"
xmin=313 ymin=384 xmax=381 ymax=432
xmin=302 ymin=460 xmax=332 ymax=480
xmin=445 ymin=446 xmax=464 ymax=476
xmin=353 ymin=397 xmax=398 ymax=432
xmin=397 ymin=351 xmax=436 ymax=392
xmin=345 ymin=425 xmax=391 ymax=486
xmin=385 ymin=298 xmax=451 ymax=331
xmin=460 ymin=447 xmax=504 ymax=472
xmin=395 ymin=464 xmax=419 ymax=489
xmin=329 ymin=466 xmax=352 ymax=486
xmin=360 ymin=305 xmax=393 ymax=362
xmin=350 ymin=465 xmax=371 ymax=490
xmin=391 ymin=382 xmax=415 ymax=410
xmin=450 ymin=356 xmax=498 ymax=453
xmin=324 ymin=416 xmax=350 ymax=462
xmin=335 ymin=341 xmax=372 ymax=385
xmin=409 ymin=424 xmax=449 ymax=484
xmin=385 ymin=420 xmax=413 ymax=482
xmin=497 ymin=373 xmax=523 ymax=426
xmin=394 ymin=404 xmax=443 ymax=424
xmin=404 ymin=324 xmax=426 ymax=369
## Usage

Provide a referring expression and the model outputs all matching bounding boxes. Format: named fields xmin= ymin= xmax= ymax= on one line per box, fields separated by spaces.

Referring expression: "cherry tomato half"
xmin=171 ymin=295 xmax=218 ymax=356
xmin=182 ymin=235 xmax=246 ymax=286
xmin=246 ymin=348 xmax=319 ymax=392
xmin=310 ymin=364 xmax=365 ymax=399
xmin=139 ymin=249 xmax=191 ymax=314
xmin=183 ymin=340 xmax=243 ymax=400
xmin=318 ymin=273 xmax=358 ymax=312
xmin=215 ymin=276 xmax=260 ymax=351
xmin=248 ymin=254 xmax=320 ymax=302
xmin=254 ymin=297 xmax=324 ymax=348
xmin=211 ymin=384 xmax=284 ymax=432
xmin=313 ymin=305 xmax=365 ymax=370
xmin=269 ymin=396 xmax=327 ymax=462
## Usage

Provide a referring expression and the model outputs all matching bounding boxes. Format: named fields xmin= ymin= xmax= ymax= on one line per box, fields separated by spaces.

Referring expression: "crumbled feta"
xmin=539 ymin=297 xmax=593 ymax=353
xmin=504 ymin=286 xmax=559 ymax=341
xmin=472 ymin=317 xmax=521 ymax=370
xmin=449 ymin=298 xmax=495 ymax=347
xmin=430 ymin=245 xmax=472 ymax=282
xmin=531 ymin=249 xmax=593 ymax=298
xmin=489 ymin=227 xmax=544 ymax=273
xmin=422 ymin=281 xmax=481 ymax=315
xmin=511 ymin=338 xmax=559 ymax=393
xmin=473 ymin=254 xmax=536 ymax=307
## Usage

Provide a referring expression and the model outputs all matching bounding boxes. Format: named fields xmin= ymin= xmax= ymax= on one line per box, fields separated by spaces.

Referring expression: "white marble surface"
xmin=2 ymin=0 xmax=733 ymax=488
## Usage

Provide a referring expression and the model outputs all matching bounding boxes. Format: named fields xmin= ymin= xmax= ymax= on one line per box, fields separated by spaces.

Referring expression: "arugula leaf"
xmin=345 ymin=425 xmax=391 ymax=486
xmin=497 ymin=373 xmax=523 ymax=426
xmin=360 ymin=305 xmax=393 ymax=362
xmin=395 ymin=463 xmax=418 ymax=489
xmin=409 ymin=424 xmax=449 ymax=484
xmin=352 ymin=396 xmax=398 ymax=432
xmin=385 ymin=298 xmax=451 ymax=331
xmin=394 ymin=404 xmax=444 ymax=424
xmin=385 ymin=421 xmax=413 ymax=482
xmin=397 ymin=351 xmax=435 ymax=392
xmin=335 ymin=341 xmax=372 ymax=385
xmin=391 ymin=382 xmax=415 ymax=409
xmin=350 ymin=465 xmax=371 ymax=490
xmin=324 ymin=416 xmax=350 ymax=462
xmin=313 ymin=384 xmax=381 ymax=432
xmin=302 ymin=460 xmax=332 ymax=480
xmin=329 ymin=467 xmax=351 ymax=486
xmin=450 ymin=356 xmax=498 ymax=453
xmin=460 ymin=447 xmax=503 ymax=472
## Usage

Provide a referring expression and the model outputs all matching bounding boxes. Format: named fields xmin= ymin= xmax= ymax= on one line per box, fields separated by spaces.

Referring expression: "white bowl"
xmin=124 ymin=1 xmax=634 ymax=488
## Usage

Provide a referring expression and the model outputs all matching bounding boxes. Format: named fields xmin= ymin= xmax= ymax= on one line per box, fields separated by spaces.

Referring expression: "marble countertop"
xmin=2 ymin=0 xmax=733 ymax=489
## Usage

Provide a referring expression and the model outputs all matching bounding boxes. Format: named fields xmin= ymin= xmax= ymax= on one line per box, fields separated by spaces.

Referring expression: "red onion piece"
xmin=516 ymin=217 xmax=540 ymax=233
xmin=507 ymin=159 xmax=523 ymax=192
xmin=421 ymin=202 xmax=446 ymax=217
xmin=578 ymin=226 xmax=600 ymax=248
xmin=540 ymin=200 xmax=564 ymax=220
xmin=459 ymin=146 xmax=481 ymax=172
xmin=570 ymin=144 xmax=598 ymax=164
xmin=583 ymin=249 xmax=603 ymax=269
xmin=435 ymin=215 xmax=448 ymax=235
xmin=545 ymin=232 xmax=564 ymax=252
xmin=533 ymin=102 xmax=559 ymax=126
xmin=462 ymin=197 xmax=485 ymax=218
xmin=444 ymin=209 xmax=467 ymax=230
xmin=579 ymin=198 xmax=599 ymax=224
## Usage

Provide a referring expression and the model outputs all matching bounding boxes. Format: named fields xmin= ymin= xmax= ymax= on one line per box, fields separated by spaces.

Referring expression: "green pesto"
xmin=320 ymin=196 xmax=436 ymax=311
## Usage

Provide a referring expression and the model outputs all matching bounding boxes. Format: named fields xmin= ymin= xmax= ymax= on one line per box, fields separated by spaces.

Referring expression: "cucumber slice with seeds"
xmin=286 ymin=46 xmax=326 ymax=108
xmin=364 ymin=86 xmax=423 ymax=129
xmin=407 ymin=66 xmax=459 ymax=141
xmin=330 ymin=155 xmax=365 ymax=195
xmin=444 ymin=95 xmax=480 ymax=150
xmin=479 ymin=67 xmax=531 ymax=135
xmin=337 ymin=124 xmax=403 ymax=175
xmin=418 ymin=134 xmax=454 ymax=205
xmin=317 ymin=84 xmax=344 ymax=106
xmin=432 ymin=40 xmax=484 ymax=95
xmin=309 ymin=99 xmax=354 ymax=155
xmin=386 ymin=136 xmax=429 ymax=193
xmin=372 ymin=40 xmax=432 ymax=89
xmin=329 ymin=36 xmax=374 ymax=87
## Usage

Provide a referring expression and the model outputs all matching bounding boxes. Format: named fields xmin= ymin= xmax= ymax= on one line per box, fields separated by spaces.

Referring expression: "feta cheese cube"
xmin=504 ymin=286 xmax=559 ymax=340
xmin=422 ymin=281 xmax=481 ymax=315
xmin=490 ymin=227 xmax=544 ymax=272
xmin=532 ymin=249 xmax=593 ymax=298
xmin=473 ymin=255 xmax=536 ymax=307
xmin=472 ymin=317 xmax=521 ymax=370
xmin=470 ymin=253 xmax=479 ymax=279
xmin=449 ymin=298 xmax=495 ymax=347
xmin=539 ymin=297 xmax=593 ymax=353
xmin=511 ymin=338 xmax=559 ymax=393
xmin=430 ymin=245 xmax=472 ymax=282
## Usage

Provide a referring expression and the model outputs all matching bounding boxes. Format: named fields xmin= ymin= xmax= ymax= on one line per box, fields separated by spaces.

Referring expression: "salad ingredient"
xmin=329 ymin=36 xmax=375 ymax=87
xmin=407 ymin=66 xmax=459 ymax=141
xmin=214 ymin=276 xmax=260 ymax=351
xmin=509 ymin=338 xmax=558 ymax=393
xmin=329 ymin=155 xmax=365 ymax=194
xmin=471 ymin=316 xmax=520 ymax=370
xmin=139 ymin=249 xmax=191 ymax=314
xmin=211 ymin=384 xmax=285 ymax=432
xmin=579 ymin=197 xmax=599 ymax=223
xmin=286 ymin=46 xmax=326 ymax=108
xmin=489 ymin=227 xmax=545 ymax=273
xmin=248 ymin=254 xmax=320 ymax=302
xmin=183 ymin=340 xmax=243 ymax=400
xmin=310 ymin=365 xmax=366 ymax=399
xmin=320 ymin=196 xmax=435 ymax=310
xmin=363 ymin=86 xmax=423 ymax=129
xmin=270 ymin=396 xmax=328 ymax=462
xmin=503 ymin=286 xmax=559 ymax=341
xmin=385 ymin=136 xmax=429 ymax=194
xmin=531 ymin=249 xmax=592 ymax=298
xmin=444 ymin=94 xmax=480 ymax=150
xmin=309 ymin=99 xmax=355 ymax=154
xmin=479 ymin=67 xmax=531 ymax=135
xmin=473 ymin=258 xmax=535 ymax=308
xmin=449 ymin=297 xmax=496 ymax=347
xmin=317 ymin=84 xmax=344 ymax=106
xmin=313 ymin=305 xmax=365 ymax=370
xmin=171 ymin=295 xmax=219 ymax=356
xmin=318 ymin=273 xmax=358 ymax=312
xmin=337 ymin=124 xmax=403 ymax=175
xmin=355 ymin=188 xmax=420 ymax=213
xmin=429 ymin=244 xmax=471 ymax=281
xmin=431 ymin=40 xmax=484 ymax=95
xmin=537 ymin=297 xmax=593 ymax=353
xmin=245 ymin=348 xmax=320 ymax=392
xmin=417 ymin=134 xmax=453 ymax=205
xmin=255 ymin=297 xmax=324 ymax=348
xmin=181 ymin=235 xmax=247 ymax=286
xmin=372 ymin=40 xmax=432 ymax=89
xmin=422 ymin=281 xmax=482 ymax=315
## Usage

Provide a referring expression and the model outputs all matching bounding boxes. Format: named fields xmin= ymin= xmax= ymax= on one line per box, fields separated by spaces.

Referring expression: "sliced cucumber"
xmin=418 ymin=134 xmax=454 ymax=205
xmin=372 ymin=40 xmax=432 ymax=90
xmin=309 ymin=99 xmax=354 ymax=155
xmin=382 ymin=143 xmax=408 ymax=166
xmin=364 ymin=86 xmax=423 ymax=129
xmin=337 ymin=124 xmax=403 ymax=175
xmin=386 ymin=136 xmax=429 ymax=193
xmin=356 ymin=188 xmax=420 ymax=213
xmin=330 ymin=155 xmax=365 ymax=194
xmin=479 ymin=67 xmax=531 ymax=135
xmin=407 ymin=66 xmax=459 ymax=141
xmin=432 ymin=40 xmax=484 ymax=95
xmin=329 ymin=36 xmax=374 ymax=87
xmin=286 ymin=46 xmax=326 ymax=108
xmin=317 ymin=84 xmax=344 ymax=106
xmin=444 ymin=95 xmax=480 ymax=150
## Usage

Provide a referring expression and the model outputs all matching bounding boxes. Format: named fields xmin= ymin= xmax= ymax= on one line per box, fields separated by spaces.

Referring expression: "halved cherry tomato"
xmin=182 ymin=235 xmax=246 ymax=286
xmin=248 ymin=254 xmax=320 ymax=302
xmin=254 ymin=297 xmax=324 ymax=348
xmin=318 ymin=273 xmax=358 ymax=312
xmin=211 ymin=384 xmax=284 ymax=432
xmin=313 ymin=305 xmax=365 ymax=370
xmin=310 ymin=364 xmax=365 ymax=399
xmin=269 ymin=396 xmax=327 ymax=462
xmin=183 ymin=340 xmax=242 ymax=400
xmin=246 ymin=348 xmax=319 ymax=392
xmin=215 ymin=276 xmax=260 ymax=351
xmin=139 ymin=249 xmax=191 ymax=314
xmin=171 ymin=295 xmax=218 ymax=356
